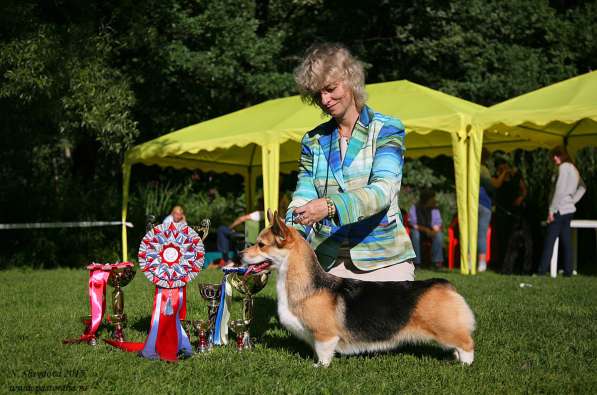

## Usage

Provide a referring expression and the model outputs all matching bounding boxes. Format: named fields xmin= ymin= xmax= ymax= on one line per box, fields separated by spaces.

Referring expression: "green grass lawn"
xmin=1 ymin=267 xmax=596 ymax=394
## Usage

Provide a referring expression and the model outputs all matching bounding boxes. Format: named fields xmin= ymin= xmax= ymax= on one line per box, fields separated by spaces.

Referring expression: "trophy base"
xmin=229 ymin=320 xmax=254 ymax=351
xmin=110 ymin=314 xmax=127 ymax=342
xmin=111 ymin=326 xmax=125 ymax=342
xmin=184 ymin=320 xmax=212 ymax=353
xmin=197 ymin=343 xmax=210 ymax=353
xmin=240 ymin=332 xmax=253 ymax=350
xmin=81 ymin=315 xmax=99 ymax=346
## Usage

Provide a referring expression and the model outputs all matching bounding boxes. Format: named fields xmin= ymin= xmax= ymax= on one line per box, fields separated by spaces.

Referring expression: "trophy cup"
xmin=192 ymin=320 xmax=211 ymax=353
xmin=228 ymin=319 xmax=250 ymax=351
xmin=107 ymin=264 xmax=136 ymax=342
xmin=198 ymin=283 xmax=222 ymax=350
xmin=228 ymin=271 xmax=269 ymax=349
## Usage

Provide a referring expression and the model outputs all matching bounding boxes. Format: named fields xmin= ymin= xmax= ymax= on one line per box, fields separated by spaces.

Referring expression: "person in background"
xmin=537 ymin=146 xmax=586 ymax=277
xmin=491 ymin=157 xmax=527 ymax=272
xmin=408 ymin=189 xmax=444 ymax=268
xmin=477 ymin=147 xmax=497 ymax=272
xmin=217 ymin=209 xmax=264 ymax=267
xmin=162 ymin=205 xmax=187 ymax=226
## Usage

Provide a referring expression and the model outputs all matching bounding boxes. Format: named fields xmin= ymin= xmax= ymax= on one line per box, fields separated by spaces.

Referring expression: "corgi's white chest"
xmin=276 ymin=267 xmax=312 ymax=344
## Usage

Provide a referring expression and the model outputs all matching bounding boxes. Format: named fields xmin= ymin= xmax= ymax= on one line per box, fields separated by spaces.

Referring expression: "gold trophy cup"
xmin=228 ymin=271 xmax=269 ymax=349
xmin=107 ymin=265 xmax=136 ymax=342
xmin=198 ymin=283 xmax=222 ymax=350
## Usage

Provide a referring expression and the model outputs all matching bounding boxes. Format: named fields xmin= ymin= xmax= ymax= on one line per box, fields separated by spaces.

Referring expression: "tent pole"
xmin=261 ymin=142 xmax=280 ymax=226
xmin=467 ymin=124 xmax=483 ymax=275
xmin=452 ymin=131 xmax=469 ymax=274
xmin=121 ymin=161 xmax=132 ymax=262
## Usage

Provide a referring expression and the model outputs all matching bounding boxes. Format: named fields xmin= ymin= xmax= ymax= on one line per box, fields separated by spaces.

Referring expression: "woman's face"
xmin=318 ymin=80 xmax=356 ymax=120
xmin=172 ymin=208 xmax=184 ymax=222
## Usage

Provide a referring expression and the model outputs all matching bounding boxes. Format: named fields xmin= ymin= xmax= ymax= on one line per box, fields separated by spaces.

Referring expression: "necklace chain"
xmin=338 ymin=115 xmax=359 ymax=140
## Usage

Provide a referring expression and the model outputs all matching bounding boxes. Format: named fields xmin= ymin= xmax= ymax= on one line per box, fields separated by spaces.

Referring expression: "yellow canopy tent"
xmin=468 ymin=71 xmax=597 ymax=273
xmin=122 ymin=80 xmax=485 ymax=274
xmin=476 ymin=70 xmax=597 ymax=155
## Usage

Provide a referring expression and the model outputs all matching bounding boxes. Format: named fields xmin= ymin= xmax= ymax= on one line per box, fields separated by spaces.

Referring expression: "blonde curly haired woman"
xmin=285 ymin=43 xmax=416 ymax=281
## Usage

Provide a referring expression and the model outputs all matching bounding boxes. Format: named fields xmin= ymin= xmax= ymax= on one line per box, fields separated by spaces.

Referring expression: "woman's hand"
xmin=293 ymin=198 xmax=328 ymax=226
xmin=547 ymin=212 xmax=554 ymax=224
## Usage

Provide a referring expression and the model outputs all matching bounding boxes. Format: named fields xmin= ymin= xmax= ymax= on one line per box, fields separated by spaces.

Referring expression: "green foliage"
xmin=0 ymin=26 xmax=58 ymax=103
xmin=403 ymin=160 xmax=448 ymax=189
xmin=61 ymin=57 xmax=138 ymax=155
xmin=2 ymin=268 xmax=597 ymax=392
xmin=263 ymin=0 xmax=595 ymax=105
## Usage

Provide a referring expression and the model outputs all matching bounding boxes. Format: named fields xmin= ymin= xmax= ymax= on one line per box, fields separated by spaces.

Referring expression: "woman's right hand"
xmin=547 ymin=212 xmax=554 ymax=223
xmin=293 ymin=198 xmax=329 ymax=226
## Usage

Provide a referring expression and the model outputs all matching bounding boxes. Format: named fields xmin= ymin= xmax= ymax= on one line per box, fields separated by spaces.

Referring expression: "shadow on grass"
xmin=392 ymin=343 xmax=455 ymax=362
xmin=330 ymin=343 xmax=454 ymax=364
xmin=252 ymin=296 xmax=313 ymax=359
xmin=131 ymin=316 xmax=152 ymax=333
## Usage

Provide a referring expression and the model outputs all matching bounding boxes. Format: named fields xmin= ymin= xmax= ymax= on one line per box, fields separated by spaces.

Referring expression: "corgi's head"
xmin=241 ymin=209 xmax=296 ymax=273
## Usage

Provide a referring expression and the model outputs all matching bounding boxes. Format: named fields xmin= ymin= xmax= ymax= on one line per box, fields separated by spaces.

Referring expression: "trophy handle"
xmin=195 ymin=218 xmax=210 ymax=241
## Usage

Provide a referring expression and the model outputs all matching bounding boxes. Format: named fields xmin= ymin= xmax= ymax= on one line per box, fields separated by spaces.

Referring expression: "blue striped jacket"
xmin=285 ymin=105 xmax=416 ymax=271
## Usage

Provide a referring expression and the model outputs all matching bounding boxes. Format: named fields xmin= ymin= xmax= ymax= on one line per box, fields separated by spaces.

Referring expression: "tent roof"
xmin=125 ymin=80 xmax=485 ymax=174
xmin=476 ymin=71 xmax=597 ymax=154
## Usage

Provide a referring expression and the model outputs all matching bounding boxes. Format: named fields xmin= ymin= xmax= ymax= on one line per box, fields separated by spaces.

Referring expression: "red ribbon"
xmin=63 ymin=262 xmax=133 ymax=345
xmin=86 ymin=269 xmax=110 ymax=337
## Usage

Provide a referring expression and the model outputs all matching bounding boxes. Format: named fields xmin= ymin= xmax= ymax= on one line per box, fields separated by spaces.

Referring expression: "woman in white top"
xmin=162 ymin=205 xmax=187 ymax=226
xmin=537 ymin=146 xmax=586 ymax=276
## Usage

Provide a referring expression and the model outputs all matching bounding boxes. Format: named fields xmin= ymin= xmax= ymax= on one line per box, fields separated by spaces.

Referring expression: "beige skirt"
xmin=328 ymin=247 xmax=415 ymax=281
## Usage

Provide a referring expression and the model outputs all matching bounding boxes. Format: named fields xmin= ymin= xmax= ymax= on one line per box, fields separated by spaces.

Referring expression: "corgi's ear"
xmin=267 ymin=209 xmax=274 ymax=225
xmin=271 ymin=210 xmax=289 ymax=245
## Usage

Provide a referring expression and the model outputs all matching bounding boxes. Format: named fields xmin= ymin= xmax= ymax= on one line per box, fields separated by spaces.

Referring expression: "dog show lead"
xmin=286 ymin=42 xmax=416 ymax=281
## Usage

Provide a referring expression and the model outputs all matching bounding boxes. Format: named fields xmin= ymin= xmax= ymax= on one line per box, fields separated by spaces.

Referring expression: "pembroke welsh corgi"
xmin=241 ymin=211 xmax=476 ymax=367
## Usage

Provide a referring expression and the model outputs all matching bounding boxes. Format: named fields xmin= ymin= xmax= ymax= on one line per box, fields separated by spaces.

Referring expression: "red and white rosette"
xmin=138 ymin=222 xmax=205 ymax=288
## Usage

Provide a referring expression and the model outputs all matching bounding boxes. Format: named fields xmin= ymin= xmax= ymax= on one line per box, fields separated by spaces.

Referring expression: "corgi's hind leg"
xmin=313 ymin=336 xmax=339 ymax=367
xmin=437 ymin=330 xmax=475 ymax=365
xmin=454 ymin=348 xmax=474 ymax=365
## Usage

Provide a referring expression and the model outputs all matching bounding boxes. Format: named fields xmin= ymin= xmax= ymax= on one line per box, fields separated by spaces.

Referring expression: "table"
xmin=549 ymin=219 xmax=597 ymax=277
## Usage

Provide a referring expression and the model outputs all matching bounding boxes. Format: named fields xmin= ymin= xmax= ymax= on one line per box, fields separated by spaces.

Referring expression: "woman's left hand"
xmin=293 ymin=198 xmax=328 ymax=226
xmin=547 ymin=212 xmax=554 ymax=224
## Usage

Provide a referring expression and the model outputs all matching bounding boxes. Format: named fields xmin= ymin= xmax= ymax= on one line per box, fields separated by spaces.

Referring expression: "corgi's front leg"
xmin=313 ymin=336 xmax=339 ymax=367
